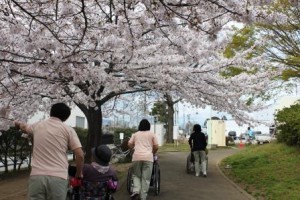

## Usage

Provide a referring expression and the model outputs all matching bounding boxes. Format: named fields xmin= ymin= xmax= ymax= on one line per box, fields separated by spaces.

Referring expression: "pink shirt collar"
xmin=49 ymin=117 xmax=62 ymax=122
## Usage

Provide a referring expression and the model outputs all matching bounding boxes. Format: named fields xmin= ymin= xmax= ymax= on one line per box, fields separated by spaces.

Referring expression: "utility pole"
xmin=122 ymin=102 xmax=125 ymax=127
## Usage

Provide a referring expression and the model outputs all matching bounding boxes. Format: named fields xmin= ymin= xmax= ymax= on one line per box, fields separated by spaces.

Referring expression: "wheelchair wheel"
xmin=186 ymin=154 xmax=191 ymax=174
xmin=107 ymin=195 xmax=115 ymax=200
xmin=206 ymin=156 xmax=208 ymax=172
xmin=67 ymin=187 xmax=80 ymax=200
xmin=66 ymin=191 xmax=71 ymax=200
xmin=153 ymin=164 xmax=160 ymax=195
xmin=126 ymin=167 xmax=133 ymax=194
xmin=186 ymin=153 xmax=194 ymax=174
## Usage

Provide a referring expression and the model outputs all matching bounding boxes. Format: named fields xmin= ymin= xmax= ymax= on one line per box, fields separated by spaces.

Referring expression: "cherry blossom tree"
xmin=0 ymin=1 xmax=282 ymax=160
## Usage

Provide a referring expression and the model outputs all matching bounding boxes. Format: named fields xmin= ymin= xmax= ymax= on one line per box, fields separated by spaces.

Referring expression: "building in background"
xmin=274 ymin=96 xmax=299 ymax=112
xmin=28 ymin=105 xmax=112 ymax=129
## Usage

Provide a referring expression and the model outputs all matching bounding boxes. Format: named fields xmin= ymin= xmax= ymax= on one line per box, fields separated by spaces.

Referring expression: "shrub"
xmin=275 ymin=103 xmax=300 ymax=147
xmin=113 ymin=127 xmax=137 ymax=144
xmin=73 ymin=127 xmax=88 ymax=149
xmin=0 ymin=127 xmax=32 ymax=172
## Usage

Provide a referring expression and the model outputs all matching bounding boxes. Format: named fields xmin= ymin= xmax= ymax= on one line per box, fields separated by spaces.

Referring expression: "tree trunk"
xmin=166 ymin=105 xmax=174 ymax=143
xmin=165 ymin=94 xmax=175 ymax=143
xmin=4 ymin=155 xmax=8 ymax=173
xmin=80 ymin=106 xmax=103 ymax=163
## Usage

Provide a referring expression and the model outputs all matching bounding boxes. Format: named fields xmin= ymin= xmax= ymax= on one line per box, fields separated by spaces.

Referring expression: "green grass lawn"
xmin=221 ymin=143 xmax=300 ymax=200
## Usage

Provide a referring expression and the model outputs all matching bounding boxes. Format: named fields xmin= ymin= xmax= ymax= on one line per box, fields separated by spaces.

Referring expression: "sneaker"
xmin=195 ymin=173 xmax=199 ymax=177
xmin=130 ymin=192 xmax=139 ymax=200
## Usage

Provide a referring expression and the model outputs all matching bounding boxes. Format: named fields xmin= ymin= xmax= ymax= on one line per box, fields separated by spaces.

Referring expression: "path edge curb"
xmin=216 ymin=160 xmax=256 ymax=200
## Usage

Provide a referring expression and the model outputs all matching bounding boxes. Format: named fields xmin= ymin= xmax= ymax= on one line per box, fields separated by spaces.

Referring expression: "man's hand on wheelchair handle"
xmin=70 ymin=177 xmax=82 ymax=187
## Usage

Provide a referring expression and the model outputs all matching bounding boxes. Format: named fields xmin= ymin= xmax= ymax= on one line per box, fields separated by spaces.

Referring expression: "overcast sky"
xmin=176 ymin=92 xmax=300 ymax=129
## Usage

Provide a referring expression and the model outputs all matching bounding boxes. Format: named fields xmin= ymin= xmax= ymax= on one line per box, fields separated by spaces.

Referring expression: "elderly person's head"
xmin=92 ymin=145 xmax=112 ymax=166
xmin=138 ymin=119 xmax=151 ymax=131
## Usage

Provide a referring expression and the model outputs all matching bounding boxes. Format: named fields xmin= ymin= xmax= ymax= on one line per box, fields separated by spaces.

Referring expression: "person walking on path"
xmin=128 ymin=119 xmax=159 ymax=200
xmin=188 ymin=124 xmax=207 ymax=177
xmin=15 ymin=103 xmax=84 ymax=200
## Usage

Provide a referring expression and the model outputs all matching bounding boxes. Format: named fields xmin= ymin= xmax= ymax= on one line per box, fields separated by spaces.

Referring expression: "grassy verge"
xmin=220 ymin=143 xmax=300 ymax=199
xmin=158 ymin=143 xmax=190 ymax=153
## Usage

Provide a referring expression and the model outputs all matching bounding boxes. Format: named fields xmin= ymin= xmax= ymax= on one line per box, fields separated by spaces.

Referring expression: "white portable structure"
xmin=150 ymin=123 xmax=165 ymax=146
xmin=206 ymin=120 xmax=226 ymax=148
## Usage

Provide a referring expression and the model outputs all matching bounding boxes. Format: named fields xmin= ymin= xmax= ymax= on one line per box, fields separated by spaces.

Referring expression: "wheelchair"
xmin=186 ymin=151 xmax=208 ymax=174
xmin=127 ymin=155 xmax=160 ymax=196
xmin=67 ymin=179 xmax=115 ymax=200
xmin=67 ymin=166 xmax=116 ymax=200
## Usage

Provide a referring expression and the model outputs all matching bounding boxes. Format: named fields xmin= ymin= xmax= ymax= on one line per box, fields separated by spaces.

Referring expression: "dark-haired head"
xmin=50 ymin=103 xmax=71 ymax=122
xmin=138 ymin=119 xmax=151 ymax=131
xmin=92 ymin=145 xmax=112 ymax=166
xmin=193 ymin=124 xmax=201 ymax=133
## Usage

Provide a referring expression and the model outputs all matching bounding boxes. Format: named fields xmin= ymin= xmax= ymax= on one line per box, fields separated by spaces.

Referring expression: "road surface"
xmin=114 ymin=148 xmax=255 ymax=200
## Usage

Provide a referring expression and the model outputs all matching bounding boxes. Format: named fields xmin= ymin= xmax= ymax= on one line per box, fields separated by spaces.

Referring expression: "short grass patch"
xmin=221 ymin=143 xmax=300 ymax=199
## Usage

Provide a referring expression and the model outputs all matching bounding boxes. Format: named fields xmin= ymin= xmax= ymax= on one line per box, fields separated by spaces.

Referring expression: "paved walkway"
xmin=114 ymin=148 xmax=255 ymax=200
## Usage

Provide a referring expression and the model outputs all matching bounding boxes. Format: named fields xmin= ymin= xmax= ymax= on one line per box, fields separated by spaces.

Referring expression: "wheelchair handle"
xmin=70 ymin=177 xmax=82 ymax=187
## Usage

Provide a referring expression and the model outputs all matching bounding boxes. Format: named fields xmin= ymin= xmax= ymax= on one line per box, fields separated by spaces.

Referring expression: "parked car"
xmin=253 ymin=131 xmax=262 ymax=136
xmin=239 ymin=133 xmax=246 ymax=140
xmin=255 ymin=133 xmax=274 ymax=144
xmin=228 ymin=131 xmax=237 ymax=140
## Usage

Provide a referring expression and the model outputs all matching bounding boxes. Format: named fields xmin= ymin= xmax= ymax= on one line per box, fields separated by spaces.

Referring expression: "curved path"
xmin=114 ymin=148 xmax=255 ymax=200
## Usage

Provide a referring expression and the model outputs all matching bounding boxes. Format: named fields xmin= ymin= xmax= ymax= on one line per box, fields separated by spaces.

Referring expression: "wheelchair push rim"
xmin=153 ymin=164 xmax=160 ymax=195
xmin=127 ymin=167 xmax=134 ymax=194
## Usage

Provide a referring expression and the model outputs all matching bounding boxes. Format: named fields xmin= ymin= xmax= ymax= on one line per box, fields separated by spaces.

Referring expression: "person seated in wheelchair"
xmin=69 ymin=144 xmax=118 ymax=199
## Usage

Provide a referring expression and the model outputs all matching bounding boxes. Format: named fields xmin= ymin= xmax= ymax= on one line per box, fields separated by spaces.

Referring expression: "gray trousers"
xmin=132 ymin=161 xmax=153 ymax=200
xmin=193 ymin=150 xmax=207 ymax=175
xmin=28 ymin=175 xmax=68 ymax=200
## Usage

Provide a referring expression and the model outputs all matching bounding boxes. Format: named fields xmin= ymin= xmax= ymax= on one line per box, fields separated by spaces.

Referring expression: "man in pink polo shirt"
xmin=15 ymin=103 xmax=84 ymax=200
xmin=128 ymin=119 xmax=159 ymax=200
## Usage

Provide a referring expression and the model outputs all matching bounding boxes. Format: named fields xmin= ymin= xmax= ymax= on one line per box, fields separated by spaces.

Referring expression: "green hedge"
xmin=113 ymin=127 xmax=137 ymax=144
xmin=0 ymin=127 xmax=32 ymax=173
xmin=73 ymin=127 xmax=88 ymax=149
xmin=73 ymin=126 xmax=138 ymax=147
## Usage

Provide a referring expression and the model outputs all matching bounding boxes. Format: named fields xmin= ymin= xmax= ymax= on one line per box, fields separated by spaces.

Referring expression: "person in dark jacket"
xmin=188 ymin=124 xmax=207 ymax=177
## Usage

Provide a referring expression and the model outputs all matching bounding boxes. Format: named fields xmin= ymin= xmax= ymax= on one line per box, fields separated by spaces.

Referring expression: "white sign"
xmin=173 ymin=125 xmax=179 ymax=140
xmin=119 ymin=132 xmax=124 ymax=140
